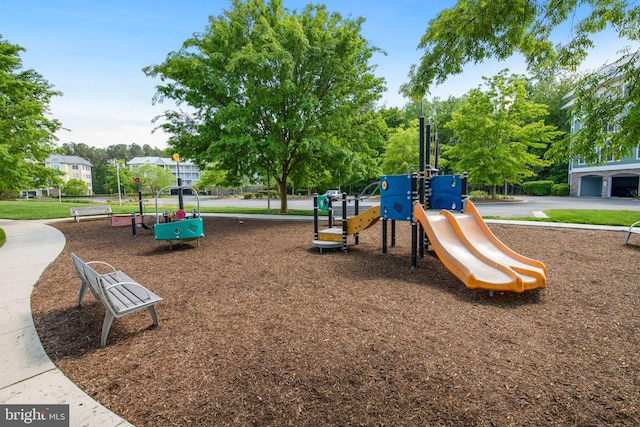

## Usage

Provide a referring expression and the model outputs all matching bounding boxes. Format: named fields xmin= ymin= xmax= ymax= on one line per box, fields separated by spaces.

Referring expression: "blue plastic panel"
xmin=429 ymin=174 xmax=466 ymax=212
xmin=380 ymin=175 xmax=413 ymax=221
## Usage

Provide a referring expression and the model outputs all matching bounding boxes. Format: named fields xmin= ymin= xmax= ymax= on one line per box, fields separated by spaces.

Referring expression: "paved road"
xmin=188 ymin=195 xmax=640 ymax=218
xmin=97 ymin=193 xmax=640 ymax=218
xmin=471 ymin=196 xmax=640 ymax=217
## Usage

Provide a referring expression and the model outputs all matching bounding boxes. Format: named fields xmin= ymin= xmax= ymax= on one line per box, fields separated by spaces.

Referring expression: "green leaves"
xmin=445 ymin=72 xmax=562 ymax=195
xmin=571 ymin=53 xmax=640 ymax=164
xmin=0 ymin=37 xmax=61 ymax=191
xmin=145 ymin=0 xmax=385 ymax=212
xmin=405 ymin=0 xmax=639 ymax=163
xmin=135 ymin=164 xmax=176 ymax=195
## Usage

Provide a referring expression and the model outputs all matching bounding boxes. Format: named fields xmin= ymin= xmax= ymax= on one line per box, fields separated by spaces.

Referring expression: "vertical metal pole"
xmin=131 ymin=213 xmax=137 ymax=236
xmin=313 ymin=194 xmax=319 ymax=240
xmin=382 ymin=218 xmax=387 ymax=254
xmin=419 ymin=104 xmax=425 ymax=205
xmin=341 ymin=192 xmax=347 ymax=252
xmin=328 ymin=197 xmax=333 ymax=228
xmin=412 ymin=113 xmax=429 ymax=260
xmin=426 ymin=121 xmax=431 ymax=172
xmin=423 ymin=121 xmax=434 ymax=257
xmin=354 ymin=195 xmax=360 ymax=245
xmin=116 ymin=162 xmax=122 ymax=206
xmin=391 ymin=220 xmax=396 ymax=247
xmin=177 ymin=161 xmax=184 ymax=211
xmin=138 ymin=183 xmax=144 ymax=216
xmin=411 ymin=174 xmax=418 ymax=269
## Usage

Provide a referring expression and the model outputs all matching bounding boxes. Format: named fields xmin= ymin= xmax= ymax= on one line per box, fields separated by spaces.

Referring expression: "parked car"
xmin=324 ymin=189 xmax=341 ymax=201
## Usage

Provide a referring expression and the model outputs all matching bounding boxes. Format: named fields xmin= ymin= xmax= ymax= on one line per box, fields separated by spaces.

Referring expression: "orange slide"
xmin=413 ymin=201 xmax=546 ymax=293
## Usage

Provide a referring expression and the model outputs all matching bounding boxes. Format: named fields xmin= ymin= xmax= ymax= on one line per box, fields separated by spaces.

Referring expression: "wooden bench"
xmin=624 ymin=221 xmax=640 ymax=245
xmin=70 ymin=206 xmax=113 ymax=222
xmin=71 ymin=252 xmax=163 ymax=347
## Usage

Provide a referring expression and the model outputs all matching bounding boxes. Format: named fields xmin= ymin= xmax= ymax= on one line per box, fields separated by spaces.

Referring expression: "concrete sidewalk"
xmin=0 ymin=219 xmax=132 ymax=427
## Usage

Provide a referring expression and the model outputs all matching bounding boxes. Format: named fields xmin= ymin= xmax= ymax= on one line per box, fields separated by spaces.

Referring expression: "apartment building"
xmin=127 ymin=157 xmax=201 ymax=187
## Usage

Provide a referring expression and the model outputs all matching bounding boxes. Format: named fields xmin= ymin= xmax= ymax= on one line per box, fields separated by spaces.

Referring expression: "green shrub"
xmin=258 ymin=189 xmax=279 ymax=198
xmin=468 ymin=190 xmax=490 ymax=200
xmin=64 ymin=178 xmax=89 ymax=196
xmin=551 ymin=184 xmax=570 ymax=196
xmin=243 ymin=193 xmax=253 ymax=199
xmin=522 ymin=180 xmax=554 ymax=196
xmin=0 ymin=189 xmax=19 ymax=200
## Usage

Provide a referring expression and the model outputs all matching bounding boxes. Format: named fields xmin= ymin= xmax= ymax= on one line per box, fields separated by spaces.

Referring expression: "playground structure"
xmin=312 ymin=191 xmax=380 ymax=253
xmin=312 ymin=114 xmax=546 ymax=294
xmin=152 ymin=155 xmax=205 ymax=250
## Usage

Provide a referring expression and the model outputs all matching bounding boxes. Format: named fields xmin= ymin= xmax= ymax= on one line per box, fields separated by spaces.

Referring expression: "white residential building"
xmin=23 ymin=155 xmax=93 ymax=197
xmin=127 ymin=157 xmax=201 ymax=187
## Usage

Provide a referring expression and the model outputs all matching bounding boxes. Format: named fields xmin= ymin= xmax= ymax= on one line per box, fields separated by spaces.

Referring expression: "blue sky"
xmin=1 ymin=1 xmax=637 ymax=149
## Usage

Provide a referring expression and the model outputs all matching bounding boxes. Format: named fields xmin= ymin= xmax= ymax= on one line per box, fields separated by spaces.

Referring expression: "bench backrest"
xmin=71 ymin=253 xmax=98 ymax=300
xmin=70 ymin=253 xmax=113 ymax=313
xmin=70 ymin=206 xmax=112 ymax=216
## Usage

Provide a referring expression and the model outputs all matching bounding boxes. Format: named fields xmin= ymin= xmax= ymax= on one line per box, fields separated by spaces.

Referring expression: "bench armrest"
xmin=86 ymin=260 xmax=117 ymax=274
xmin=624 ymin=221 xmax=640 ymax=245
xmin=628 ymin=220 xmax=640 ymax=230
xmin=104 ymin=281 xmax=152 ymax=299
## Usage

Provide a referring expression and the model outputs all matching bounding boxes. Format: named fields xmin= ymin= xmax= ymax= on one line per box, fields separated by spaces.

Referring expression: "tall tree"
xmin=526 ymin=66 xmax=574 ymax=183
xmin=196 ymin=165 xmax=228 ymax=194
xmin=0 ymin=37 xmax=62 ymax=191
xmin=144 ymin=0 xmax=386 ymax=212
xmin=105 ymin=144 xmax=129 ymax=161
xmin=135 ymin=164 xmax=175 ymax=195
xmin=445 ymin=71 xmax=562 ymax=198
xmin=382 ymin=120 xmax=419 ymax=175
xmin=105 ymin=161 xmax=137 ymax=196
xmin=403 ymin=0 xmax=640 ymax=161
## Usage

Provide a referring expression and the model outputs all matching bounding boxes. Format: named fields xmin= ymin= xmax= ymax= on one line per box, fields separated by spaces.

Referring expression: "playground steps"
xmin=311 ymin=239 xmax=344 ymax=253
xmin=317 ymin=227 xmax=343 ymax=242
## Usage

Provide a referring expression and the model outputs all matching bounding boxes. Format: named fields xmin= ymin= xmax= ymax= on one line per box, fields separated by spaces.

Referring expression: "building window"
xmin=50 ymin=162 xmax=59 ymax=169
xmin=72 ymin=165 xmax=79 ymax=170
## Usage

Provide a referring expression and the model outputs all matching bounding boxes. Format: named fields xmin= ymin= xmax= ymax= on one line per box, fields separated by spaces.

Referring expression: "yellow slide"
xmin=345 ymin=205 xmax=381 ymax=235
xmin=413 ymin=201 xmax=546 ymax=293
xmin=317 ymin=206 xmax=380 ymax=243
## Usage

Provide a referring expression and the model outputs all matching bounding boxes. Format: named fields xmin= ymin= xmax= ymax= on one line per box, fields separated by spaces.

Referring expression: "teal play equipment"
xmin=153 ymin=157 xmax=204 ymax=249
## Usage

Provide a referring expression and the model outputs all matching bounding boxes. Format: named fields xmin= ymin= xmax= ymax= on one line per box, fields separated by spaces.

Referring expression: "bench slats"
xmin=106 ymin=283 xmax=160 ymax=313
xmin=71 ymin=252 xmax=162 ymax=347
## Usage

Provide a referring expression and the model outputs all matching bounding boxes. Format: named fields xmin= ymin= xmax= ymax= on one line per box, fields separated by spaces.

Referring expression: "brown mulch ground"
xmin=31 ymin=216 xmax=640 ymax=426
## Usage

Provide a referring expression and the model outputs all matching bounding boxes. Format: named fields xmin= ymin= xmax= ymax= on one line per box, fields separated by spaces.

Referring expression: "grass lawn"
xmin=0 ymin=200 xmax=317 ymax=221
xmin=0 ymin=199 xmax=639 ymax=226
xmin=494 ymin=209 xmax=640 ymax=226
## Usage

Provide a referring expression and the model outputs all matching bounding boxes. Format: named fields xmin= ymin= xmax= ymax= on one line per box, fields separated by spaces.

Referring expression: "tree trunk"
xmin=278 ymin=179 xmax=288 ymax=213
xmin=491 ymin=185 xmax=497 ymax=199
